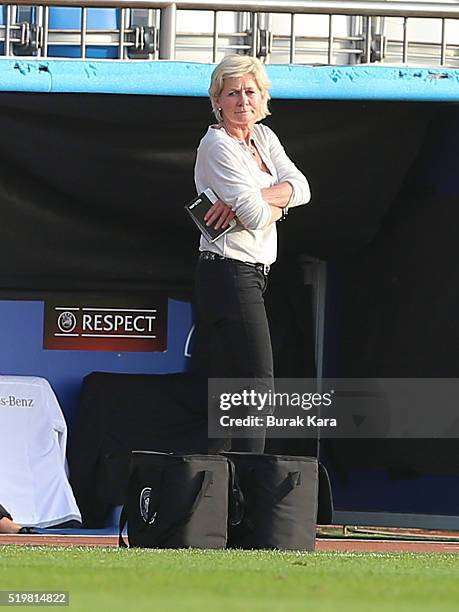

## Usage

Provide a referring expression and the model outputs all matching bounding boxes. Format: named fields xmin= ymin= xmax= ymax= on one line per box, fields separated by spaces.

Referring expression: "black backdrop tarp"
xmin=2 ymin=92 xmax=458 ymax=486
xmin=0 ymin=93 xmax=431 ymax=292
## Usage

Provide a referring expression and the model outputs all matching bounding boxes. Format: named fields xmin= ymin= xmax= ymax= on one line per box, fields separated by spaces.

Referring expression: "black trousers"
xmin=193 ymin=257 xmax=274 ymax=453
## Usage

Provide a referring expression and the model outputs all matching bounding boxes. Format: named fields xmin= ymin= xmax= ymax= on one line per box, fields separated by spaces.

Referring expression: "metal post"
xmin=365 ymin=15 xmax=371 ymax=63
xmin=348 ymin=15 xmax=358 ymax=65
xmin=301 ymin=257 xmax=327 ymax=381
xmin=5 ymin=4 xmax=11 ymax=57
xmin=159 ymin=2 xmax=176 ymax=59
xmin=35 ymin=5 xmax=44 ymax=57
xmin=119 ymin=6 xmax=127 ymax=59
xmin=402 ymin=16 xmax=408 ymax=63
xmin=81 ymin=5 xmax=87 ymax=59
xmin=440 ymin=17 xmax=446 ymax=66
xmin=155 ymin=8 xmax=160 ymax=59
xmin=212 ymin=10 xmax=218 ymax=62
xmin=251 ymin=11 xmax=258 ymax=57
xmin=328 ymin=13 xmax=334 ymax=64
xmin=42 ymin=5 xmax=49 ymax=58
xmin=289 ymin=12 xmax=296 ymax=64
xmin=147 ymin=8 xmax=155 ymax=60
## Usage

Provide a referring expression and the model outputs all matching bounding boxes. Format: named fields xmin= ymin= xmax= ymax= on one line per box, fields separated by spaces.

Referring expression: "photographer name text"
xmin=219 ymin=415 xmax=337 ymax=428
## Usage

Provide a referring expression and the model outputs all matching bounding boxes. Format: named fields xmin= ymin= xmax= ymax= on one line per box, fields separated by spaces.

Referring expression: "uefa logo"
xmin=57 ymin=311 xmax=77 ymax=334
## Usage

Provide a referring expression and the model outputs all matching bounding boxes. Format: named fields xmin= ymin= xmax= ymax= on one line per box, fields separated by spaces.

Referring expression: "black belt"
xmin=199 ymin=251 xmax=270 ymax=276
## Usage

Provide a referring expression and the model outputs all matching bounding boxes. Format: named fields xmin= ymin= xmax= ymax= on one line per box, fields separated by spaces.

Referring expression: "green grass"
xmin=0 ymin=547 xmax=458 ymax=611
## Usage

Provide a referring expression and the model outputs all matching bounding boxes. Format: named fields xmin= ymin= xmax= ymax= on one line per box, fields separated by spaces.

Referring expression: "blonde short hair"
xmin=209 ymin=54 xmax=271 ymax=123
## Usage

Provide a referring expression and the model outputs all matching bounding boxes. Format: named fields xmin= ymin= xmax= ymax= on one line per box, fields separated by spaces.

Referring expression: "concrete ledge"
xmin=0 ymin=59 xmax=458 ymax=100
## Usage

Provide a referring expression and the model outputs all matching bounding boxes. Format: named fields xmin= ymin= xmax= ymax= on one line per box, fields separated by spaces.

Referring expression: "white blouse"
xmin=194 ymin=122 xmax=311 ymax=266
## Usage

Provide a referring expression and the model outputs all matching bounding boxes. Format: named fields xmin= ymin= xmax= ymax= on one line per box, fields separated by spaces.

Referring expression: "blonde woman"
xmin=193 ymin=55 xmax=311 ymax=453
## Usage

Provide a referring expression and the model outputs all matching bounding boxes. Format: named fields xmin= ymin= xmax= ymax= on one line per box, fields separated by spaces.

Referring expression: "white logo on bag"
xmin=139 ymin=487 xmax=157 ymax=524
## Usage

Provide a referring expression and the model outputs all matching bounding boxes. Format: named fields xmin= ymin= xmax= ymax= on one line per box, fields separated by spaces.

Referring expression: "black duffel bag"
xmin=119 ymin=451 xmax=229 ymax=549
xmin=225 ymin=453 xmax=318 ymax=551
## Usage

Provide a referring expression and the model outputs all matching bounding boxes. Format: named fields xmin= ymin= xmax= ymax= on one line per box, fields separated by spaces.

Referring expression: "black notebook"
xmin=185 ymin=189 xmax=236 ymax=243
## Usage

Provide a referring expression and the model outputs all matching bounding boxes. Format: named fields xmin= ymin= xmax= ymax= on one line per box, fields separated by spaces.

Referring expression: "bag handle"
xmin=273 ymin=470 xmax=302 ymax=503
xmin=317 ymin=461 xmax=334 ymax=524
xmin=119 ymin=469 xmax=213 ymax=548
xmin=227 ymin=468 xmax=302 ymax=537
xmin=227 ymin=459 xmax=245 ymax=527
xmin=153 ymin=469 xmax=213 ymax=547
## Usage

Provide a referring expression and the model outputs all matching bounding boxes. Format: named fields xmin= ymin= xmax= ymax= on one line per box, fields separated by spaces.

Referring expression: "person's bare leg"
xmin=0 ymin=516 xmax=22 ymax=534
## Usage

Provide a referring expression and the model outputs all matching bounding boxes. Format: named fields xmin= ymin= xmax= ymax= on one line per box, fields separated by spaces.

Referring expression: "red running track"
xmin=0 ymin=534 xmax=459 ymax=553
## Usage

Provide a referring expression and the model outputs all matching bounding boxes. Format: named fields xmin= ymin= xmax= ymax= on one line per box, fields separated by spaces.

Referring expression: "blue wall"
xmin=0 ymin=298 xmax=193 ymax=433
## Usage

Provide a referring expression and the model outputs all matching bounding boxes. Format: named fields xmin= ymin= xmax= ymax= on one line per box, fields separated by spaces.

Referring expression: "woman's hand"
xmin=204 ymin=199 xmax=237 ymax=230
